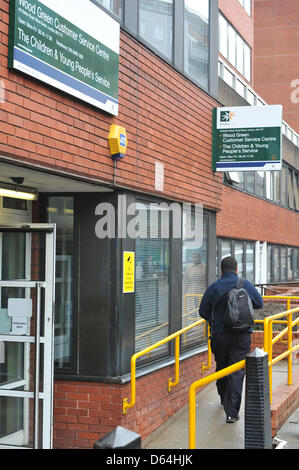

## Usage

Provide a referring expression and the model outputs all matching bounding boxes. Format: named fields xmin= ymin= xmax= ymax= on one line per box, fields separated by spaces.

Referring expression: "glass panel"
xmin=288 ymin=169 xmax=295 ymax=209
xmin=267 ymin=244 xmax=272 ymax=282
xmin=135 ymin=203 xmax=169 ymax=359
xmin=245 ymin=242 xmax=254 ymax=283
xmin=244 ymin=0 xmax=251 ymax=16
xmin=294 ymin=248 xmax=299 ymax=279
xmin=281 ymin=166 xmax=287 ymax=205
xmin=281 ymin=247 xmax=287 ymax=280
xmin=219 ymin=14 xmax=227 ymax=57
xmin=228 ymin=25 xmax=236 ymax=67
xmin=221 ymin=239 xmax=232 ymax=259
xmin=92 ymin=0 xmax=122 ymax=18
xmin=2 ymin=198 xmax=27 ymax=210
xmin=236 ymin=35 xmax=244 ymax=75
xmin=256 ymin=171 xmax=265 ymax=197
xmin=139 ymin=0 xmax=173 ymax=60
xmin=274 ymin=171 xmax=281 ymax=202
xmin=1 ymin=232 xmax=26 ymax=312
xmin=182 ymin=212 xmax=208 ymax=348
xmin=245 ymin=172 xmax=255 ymax=193
xmin=47 ymin=197 xmax=74 ymax=369
xmin=273 ymin=246 xmax=280 ymax=281
xmin=294 ymin=174 xmax=299 ymax=211
xmin=0 ymin=397 xmax=43 ymax=448
xmin=244 ymin=43 xmax=251 ymax=82
xmin=265 ymin=172 xmax=273 ymax=200
xmin=234 ymin=241 xmax=244 ymax=277
xmin=287 ymin=247 xmax=294 ymax=281
xmin=184 ymin=0 xmax=209 ymax=89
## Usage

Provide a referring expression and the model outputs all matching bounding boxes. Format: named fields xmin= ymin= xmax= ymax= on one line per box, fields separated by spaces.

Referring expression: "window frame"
xmin=121 ymin=0 xmax=218 ymax=98
xmin=218 ymin=13 xmax=252 ymax=82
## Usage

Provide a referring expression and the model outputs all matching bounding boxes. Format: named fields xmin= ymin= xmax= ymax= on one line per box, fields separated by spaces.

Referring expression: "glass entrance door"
xmin=0 ymin=225 xmax=55 ymax=449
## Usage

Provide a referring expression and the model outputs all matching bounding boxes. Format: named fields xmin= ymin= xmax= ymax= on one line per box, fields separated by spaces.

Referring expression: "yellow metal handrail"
xmin=123 ymin=316 xmax=211 ymax=414
xmin=188 ymin=295 xmax=299 ymax=449
xmin=189 ymin=359 xmax=245 ymax=449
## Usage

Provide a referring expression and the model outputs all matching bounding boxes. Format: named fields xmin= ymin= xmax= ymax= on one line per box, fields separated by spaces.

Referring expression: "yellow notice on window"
xmin=123 ymin=251 xmax=135 ymax=293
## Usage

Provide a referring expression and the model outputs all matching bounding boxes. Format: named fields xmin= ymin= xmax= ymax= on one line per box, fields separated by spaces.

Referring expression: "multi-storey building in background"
xmin=0 ymin=0 xmax=298 ymax=449
xmin=254 ymin=0 xmax=299 ymax=134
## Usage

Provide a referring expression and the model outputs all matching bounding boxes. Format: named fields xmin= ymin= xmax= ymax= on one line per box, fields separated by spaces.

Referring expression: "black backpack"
xmin=211 ymin=277 xmax=254 ymax=334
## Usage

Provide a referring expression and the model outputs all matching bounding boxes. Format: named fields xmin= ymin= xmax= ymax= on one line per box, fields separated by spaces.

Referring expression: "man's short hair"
xmin=221 ymin=256 xmax=238 ymax=274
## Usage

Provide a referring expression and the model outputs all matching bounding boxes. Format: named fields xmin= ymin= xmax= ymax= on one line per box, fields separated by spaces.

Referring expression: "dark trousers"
xmin=210 ymin=332 xmax=251 ymax=418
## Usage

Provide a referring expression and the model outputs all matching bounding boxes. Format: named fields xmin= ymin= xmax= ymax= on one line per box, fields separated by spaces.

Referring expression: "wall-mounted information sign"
xmin=123 ymin=251 xmax=135 ymax=294
xmin=212 ymin=105 xmax=282 ymax=172
xmin=9 ymin=0 xmax=120 ymax=115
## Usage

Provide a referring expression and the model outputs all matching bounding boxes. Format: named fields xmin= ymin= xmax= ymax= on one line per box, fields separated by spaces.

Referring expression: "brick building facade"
xmin=0 ymin=0 xmax=298 ymax=449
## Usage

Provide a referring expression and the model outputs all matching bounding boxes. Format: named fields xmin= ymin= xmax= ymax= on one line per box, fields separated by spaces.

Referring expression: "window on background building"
xmin=217 ymin=239 xmax=256 ymax=283
xmin=219 ymin=13 xmax=227 ymax=57
xmin=92 ymin=0 xmax=122 ymax=18
xmin=281 ymin=247 xmax=287 ymax=280
xmin=139 ymin=0 xmax=173 ymax=61
xmin=267 ymin=244 xmax=272 ymax=283
xmin=295 ymin=248 xmax=299 ymax=279
xmin=295 ymin=174 xmax=299 ymax=211
xmin=235 ymin=241 xmax=244 ymax=277
xmin=288 ymin=169 xmax=295 ymax=209
xmin=47 ymin=197 xmax=74 ymax=369
xmin=184 ymin=0 xmax=209 ymax=89
xmin=273 ymin=171 xmax=281 ymax=203
xmin=288 ymin=247 xmax=294 ymax=281
xmin=273 ymin=246 xmax=280 ymax=281
xmin=256 ymin=171 xmax=265 ymax=198
xmin=182 ymin=211 xmax=208 ymax=348
xmin=225 ymin=165 xmax=299 ymax=213
xmin=245 ymin=242 xmax=254 ymax=283
xmin=221 ymin=239 xmax=232 ymax=260
xmin=219 ymin=14 xmax=251 ymax=82
xmin=268 ymin=244 xmax=299 ymax=282
xmin=245 ymin=172 xmax=255 ymax=193
xmin=227 ymin=24 xmax=236 ymax=67
xmin=281 ymin=166 xmax=287 ymax=206
xmin=238 ymin=0 xmax=251 ymax=16
xmin=134 ymin=203 xmax=170 ymax=359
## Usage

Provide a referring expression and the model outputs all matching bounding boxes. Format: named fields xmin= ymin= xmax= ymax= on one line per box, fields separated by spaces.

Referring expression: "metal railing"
xmin=123 ymin=294 xmax=208 ymax=414
xmin=123 ymin=315 xmax=211 ymax=414
xmin=188 ymin=295 xmax=299 ymax=449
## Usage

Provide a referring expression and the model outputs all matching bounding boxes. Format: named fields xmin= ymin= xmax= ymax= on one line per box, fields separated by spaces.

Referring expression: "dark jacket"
xmin=199 ymin=272 xmax=263 ymax=336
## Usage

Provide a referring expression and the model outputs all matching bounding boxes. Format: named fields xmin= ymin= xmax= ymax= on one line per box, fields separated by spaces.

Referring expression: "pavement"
xmin=143 ymin=361 xmax=299 ymax=450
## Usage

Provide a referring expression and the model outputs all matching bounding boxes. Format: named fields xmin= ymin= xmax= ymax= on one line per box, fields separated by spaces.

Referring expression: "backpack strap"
xmin=236 ymin=277 xmax=244 ymax=289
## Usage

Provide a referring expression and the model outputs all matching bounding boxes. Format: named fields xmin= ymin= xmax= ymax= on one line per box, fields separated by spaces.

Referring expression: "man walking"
xmin=199 ymin=256 xmax=263 ymax=423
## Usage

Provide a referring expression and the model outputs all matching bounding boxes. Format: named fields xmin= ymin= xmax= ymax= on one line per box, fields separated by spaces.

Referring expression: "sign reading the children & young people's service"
xmin=212 ymin=105 xmax=282 ymax=172
xmin=8 ymin=0 xmax=119 ymax=115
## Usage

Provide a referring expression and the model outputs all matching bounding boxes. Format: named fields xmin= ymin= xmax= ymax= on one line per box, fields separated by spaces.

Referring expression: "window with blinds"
xmin=135 ymin=203 xmax=170 ymax=359
xmin=182 ymin=212 xmax=208 ymax=349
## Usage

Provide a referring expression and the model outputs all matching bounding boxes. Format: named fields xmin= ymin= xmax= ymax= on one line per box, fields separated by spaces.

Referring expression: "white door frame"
xmin=0 ymin=224 xmax=56 ymax=449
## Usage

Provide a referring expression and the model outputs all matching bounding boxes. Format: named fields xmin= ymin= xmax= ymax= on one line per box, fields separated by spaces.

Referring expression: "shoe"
xmin=226 ymin=415 xmax=239 ymax=423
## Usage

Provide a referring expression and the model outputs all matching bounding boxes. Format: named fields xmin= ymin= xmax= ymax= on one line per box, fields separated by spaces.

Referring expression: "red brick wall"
xmin=0 ymin=0 xmax=221 ymax=209
xmin=254 ymin=0 xmax=299 ymax=133
xmin=53 ymin=350 xmax=215 ymax=449
xmin=217 ymin=185 xmax=299 ymax=247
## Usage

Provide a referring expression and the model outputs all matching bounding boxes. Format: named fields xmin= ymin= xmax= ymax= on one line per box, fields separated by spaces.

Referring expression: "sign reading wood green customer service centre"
xmin=9 ymin=0 xmax=120 ymax=115
xmin=212 ymin=105 xmax=282 ymax=172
